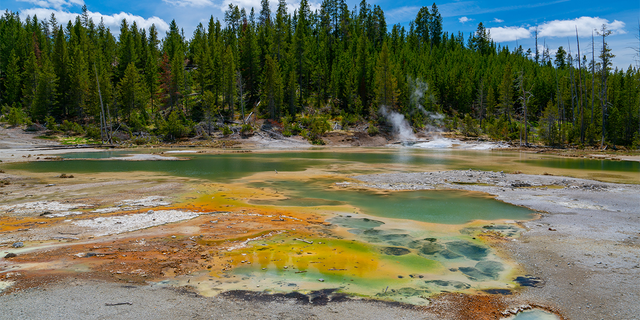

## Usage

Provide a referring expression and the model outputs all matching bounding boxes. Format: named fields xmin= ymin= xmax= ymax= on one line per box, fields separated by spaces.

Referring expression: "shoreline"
xmin=1 ymin=125 xmax=638 ymax=319
xmin=350 ymin=170 xmax=640 ymax=319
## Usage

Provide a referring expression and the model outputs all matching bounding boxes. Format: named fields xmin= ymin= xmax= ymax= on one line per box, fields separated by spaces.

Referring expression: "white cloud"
xmin=218 ymin=0 xmax=321 ymax=19
xmin=439 ymin=0 xmax=568 ymax=18
xmin=459 ymin=16 xmax=472 ymax=23
xmin=17 ymin=0 xmax=83 ymax=10
xmin=20 ymin=8 xmax=170 ymax=34
xmin=488 ymin=26 xmax=531 ymax=42
xmin=386 ymin=5 xmax=420 ymax=23
xmin=537 ymin=16 xmax=626 ymax=38
xmin=488 ymin=16 xmax=627 ymax=43
xmin=163 ymin=0 xmax=214 ymax=6
xmin=220 ymin=0 xmax=261 ymax=12
xmin=493 ymin=18 xmax=503 ymax=23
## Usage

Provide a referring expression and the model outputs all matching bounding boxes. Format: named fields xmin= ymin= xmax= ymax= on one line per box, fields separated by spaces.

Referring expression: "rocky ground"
xmin=2 ymin=124 xmax=638 ymax=319
xmin=352 ymin=170 xmax=640 ymax=320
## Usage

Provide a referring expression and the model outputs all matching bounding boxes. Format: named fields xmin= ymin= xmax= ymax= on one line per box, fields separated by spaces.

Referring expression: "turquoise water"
xmin=9 ymin=149 xmax=638 ymax=224
xmin=250 ymin=179 xmax=534 ymax=224
xmin=36 ymin=150 xmax=639 ymax=182
xmin=507 ymin=309 xmax=561 ymax=320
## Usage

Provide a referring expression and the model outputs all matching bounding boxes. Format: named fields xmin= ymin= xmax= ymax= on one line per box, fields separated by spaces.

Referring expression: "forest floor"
xmin=0 ymin=123 xmax=639 ymax=319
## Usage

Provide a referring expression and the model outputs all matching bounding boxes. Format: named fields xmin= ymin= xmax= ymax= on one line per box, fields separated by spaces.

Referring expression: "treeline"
xmin=0 ymin=1 xmax=639 ymax=147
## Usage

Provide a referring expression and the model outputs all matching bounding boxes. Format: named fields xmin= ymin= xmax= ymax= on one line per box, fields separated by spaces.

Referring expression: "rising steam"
xmin=379 ymin=106 xmax=416 ymax=141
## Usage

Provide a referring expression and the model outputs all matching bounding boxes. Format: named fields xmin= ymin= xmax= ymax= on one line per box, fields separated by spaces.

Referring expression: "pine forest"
xmin=1 ymin=1 xmax=639 ymax=148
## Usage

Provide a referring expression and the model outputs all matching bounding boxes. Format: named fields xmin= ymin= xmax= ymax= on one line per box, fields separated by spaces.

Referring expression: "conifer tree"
xmin=374 ymin=42 xmax=398 ymax=109
xmin=118 ymin=63 xmax=146 ymax=121
xmin=31 ymin=54 xmax=58 ymax=121
xmin=222 ymin=46 xmax=237 ymax=118
xmin=4 ymin=49 xmax=22 ymax=106
xmin=262 ymin=55 xmax=283 ymax=119
xmin=499 ymin=62 xmax=514 ymax=122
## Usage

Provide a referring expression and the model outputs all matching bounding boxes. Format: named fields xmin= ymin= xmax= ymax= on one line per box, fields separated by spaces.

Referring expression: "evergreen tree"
xmin=31 ymin=54 xmax=58 ymax=121
xmin=262 ymin=55 xmax=283 ymax=119
xmin=68 ymin=44 xmax=89 ymax=117
xmin=499 ymin=62 xmax=514 ymax=121
xmin=118 ymin=63 xmax=146 ymax=121
xmin=373 ymin=42 xmax=398 ymax=109
xmin=222 ymin=46 xmax=237 ymax=118
xmin=429 ymin=3 xmax=443 ymax=48
xmin=4 ymin=49 xmax=22 ymax=106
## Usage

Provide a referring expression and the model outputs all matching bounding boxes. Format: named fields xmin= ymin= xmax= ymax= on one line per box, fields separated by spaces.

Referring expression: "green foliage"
xmin=539 ymin=101 xmax=561 ymax=146
xmin=241 ymin=124 xmax=253 ymax=135
xmin=60 ymin=120 xmax=85 ymax=135
xmin=302 ymin=115 xmax=330 ymax=144
xmin=6 ymin=107 xmax=30 ymax=126
xmin=340 ymin=113 xmax=358 ymax=130
xmin=85 ymin=124 xmax=101 ymax=140
xmin=483 ymin=115 xmax=515 ymax=141
xmin=128 ymin=112 xmax=148 ymax=133
xmin=367 ymin=121 xmax=379 ymax=136
xmin=118 ymin=63 xmax=147 ymax=121
xmin=632 ymin=133 xmax=640 ymax=150
xmin=44 ymin=116 xmax=58 ymax=131
xmin=221 ymin=125 xmax=232 ymax=135
xmin=461 ymin=114 xmax=480 ymax=137
xmin=0 ymin=4 xmax=636 ymax=147
xmin=160 ymin=110 xmax=188 ymax=140
xmin=281 ymin=116 xmax=302 ymax=137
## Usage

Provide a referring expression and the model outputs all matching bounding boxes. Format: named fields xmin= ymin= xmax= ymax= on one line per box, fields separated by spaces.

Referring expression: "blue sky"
xmin=4 ymin=0 xmax=639 ymax=68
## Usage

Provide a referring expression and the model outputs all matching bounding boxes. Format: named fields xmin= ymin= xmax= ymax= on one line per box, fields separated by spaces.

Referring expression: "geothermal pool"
xmin=1 ymin=148 xmax=637 ymax=310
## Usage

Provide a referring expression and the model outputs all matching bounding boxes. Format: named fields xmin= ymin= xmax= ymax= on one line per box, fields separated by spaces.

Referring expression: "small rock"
xmin=548 ymin=228 xmax=556 ymax=231
xmin=4 ymin=253 xmax=17 ymax=258
xmin=12 ymin=242 xmax=24 ymax=248
xmin=318 ymin=278 xmax=325 ymax=282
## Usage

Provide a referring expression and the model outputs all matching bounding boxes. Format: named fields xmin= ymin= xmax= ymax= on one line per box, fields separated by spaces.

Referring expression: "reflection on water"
xmin=9 ymin=149 xmax=639 ymax=184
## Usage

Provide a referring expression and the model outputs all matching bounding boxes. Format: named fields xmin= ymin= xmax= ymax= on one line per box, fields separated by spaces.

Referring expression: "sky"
xmin=4 ymin=0 xmax=639 ymax=69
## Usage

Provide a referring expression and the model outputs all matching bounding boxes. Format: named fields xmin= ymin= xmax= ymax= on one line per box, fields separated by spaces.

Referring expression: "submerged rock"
xmin=419 ymin=243 xmax=445 ymax=255
xmin=459 ymin=261 xmax=504 ymax=280
xmin=445 ymin=241 xmax=488 ymax=261
xmin=380 ymin=246 xmax=411 ymax=256
xmin=514 ymin=275 xmax=544 ymax=287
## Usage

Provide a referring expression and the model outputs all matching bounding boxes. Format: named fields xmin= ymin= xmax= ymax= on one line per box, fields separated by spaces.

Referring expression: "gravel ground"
xmin=0 ymin=279 xmax=430 ymax=320
xmin=352 ymin=170 xmax=640 ymax=320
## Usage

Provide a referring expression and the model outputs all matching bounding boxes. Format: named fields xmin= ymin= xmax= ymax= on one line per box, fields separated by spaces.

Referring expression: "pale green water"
xmin=6 ymin=151 xmax=536 ymax=224
xmin=40 ymin=148 xmax=640 ymax=183
xmin=506 ymin=309 xmax=561 ymax=320
xmin=3 ymin=148 xmax=635 ymax=306
xmin=249 ymin=179 xmax=534 ymax=224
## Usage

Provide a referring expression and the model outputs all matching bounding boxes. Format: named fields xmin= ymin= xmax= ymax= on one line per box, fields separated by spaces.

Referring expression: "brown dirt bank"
xmin=352 ymin=170 xmax=640 ymax=319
